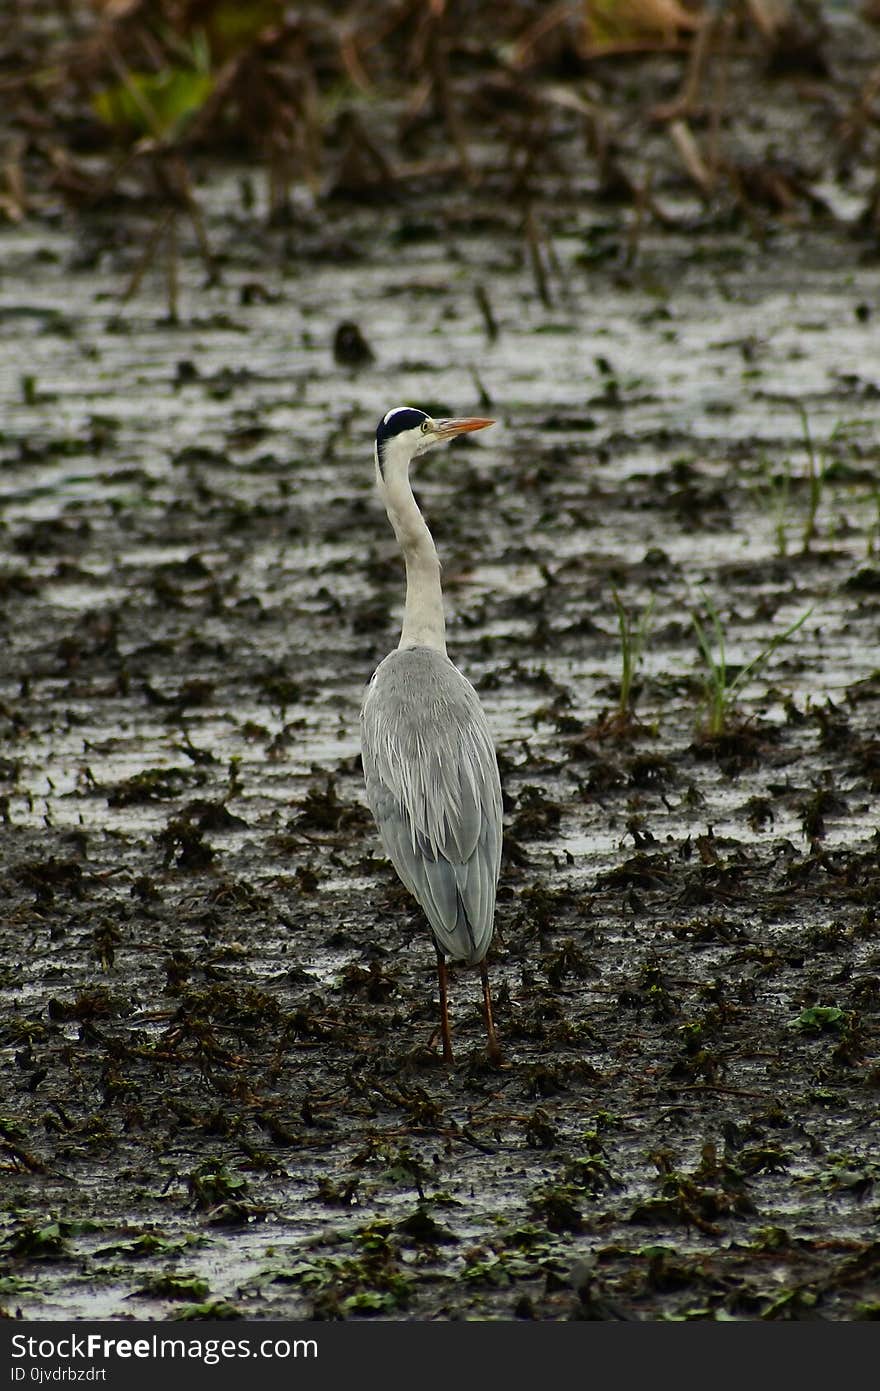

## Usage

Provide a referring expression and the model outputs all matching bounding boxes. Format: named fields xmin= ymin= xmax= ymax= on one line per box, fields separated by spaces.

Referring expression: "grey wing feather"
xmin=360 ymin=647 xmax=502 ymax=965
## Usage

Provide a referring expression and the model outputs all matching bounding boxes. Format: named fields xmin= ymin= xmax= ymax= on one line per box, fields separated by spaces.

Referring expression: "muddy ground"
xmin=2 ymin=10 xmax=880 ymax=1322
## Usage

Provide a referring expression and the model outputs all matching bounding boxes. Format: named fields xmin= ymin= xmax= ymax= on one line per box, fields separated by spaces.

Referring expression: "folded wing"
xmin=361 ymin=648 xmax=502 ymax=965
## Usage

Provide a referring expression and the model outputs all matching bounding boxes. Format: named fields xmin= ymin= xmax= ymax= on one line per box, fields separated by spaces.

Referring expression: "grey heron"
xmin=360 ymin=406 xmax=502 ymax=1064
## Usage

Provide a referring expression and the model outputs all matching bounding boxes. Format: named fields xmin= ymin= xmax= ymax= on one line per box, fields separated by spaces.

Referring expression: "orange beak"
xmin=433 ymin=416 xmax=495 ymax=440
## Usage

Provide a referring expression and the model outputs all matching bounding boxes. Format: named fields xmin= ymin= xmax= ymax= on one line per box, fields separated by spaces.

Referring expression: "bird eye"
xmin=420 ymin=420 xmax=430 ymax=433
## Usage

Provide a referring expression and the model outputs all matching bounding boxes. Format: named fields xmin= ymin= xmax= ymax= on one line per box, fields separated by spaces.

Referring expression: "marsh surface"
xmin=2 ymin=14 xmax=880 ymax=1321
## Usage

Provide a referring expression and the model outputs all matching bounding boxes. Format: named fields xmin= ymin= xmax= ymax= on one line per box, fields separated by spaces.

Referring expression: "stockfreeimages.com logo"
xmin=11 ymin=1333 xmax=317 ymax=1374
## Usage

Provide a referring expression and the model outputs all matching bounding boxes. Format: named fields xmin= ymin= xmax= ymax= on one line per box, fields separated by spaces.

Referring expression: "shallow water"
xmin=1 ymin=154 xmax=880 ymax=1321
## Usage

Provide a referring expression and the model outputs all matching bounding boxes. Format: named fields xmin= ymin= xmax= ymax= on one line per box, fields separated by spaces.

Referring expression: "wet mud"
xmin=2 ymin=15 xmax=880 ymax=1322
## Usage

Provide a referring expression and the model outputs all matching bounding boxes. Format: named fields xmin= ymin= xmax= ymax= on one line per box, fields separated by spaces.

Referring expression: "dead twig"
xmin=669 ymin=118 xmax=713 ymax=198
xmin=525 ymin=205 xmax=553 ymax=308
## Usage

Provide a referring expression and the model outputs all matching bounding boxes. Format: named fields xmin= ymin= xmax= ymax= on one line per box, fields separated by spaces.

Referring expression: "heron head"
xmin=375 ymin=406 xmax=494 ymax=476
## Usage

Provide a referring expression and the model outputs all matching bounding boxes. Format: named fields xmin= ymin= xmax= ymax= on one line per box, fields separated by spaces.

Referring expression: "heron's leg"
xmin=479 ymin=960 xmax=502 ymax=1063
xmin=435 ymin=944 xmax=454 ymax=1063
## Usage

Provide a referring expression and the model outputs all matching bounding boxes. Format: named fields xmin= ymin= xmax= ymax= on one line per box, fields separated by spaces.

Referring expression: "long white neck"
xmin=376 ymin=448 xmax=447 ymax=654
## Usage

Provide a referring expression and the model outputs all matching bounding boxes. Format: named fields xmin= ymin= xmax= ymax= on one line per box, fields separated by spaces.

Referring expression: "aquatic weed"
xmin=612 ymin=588 xmax=655 ymax=723
xmin=691 ymin=589 xmax=811 ymax=736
